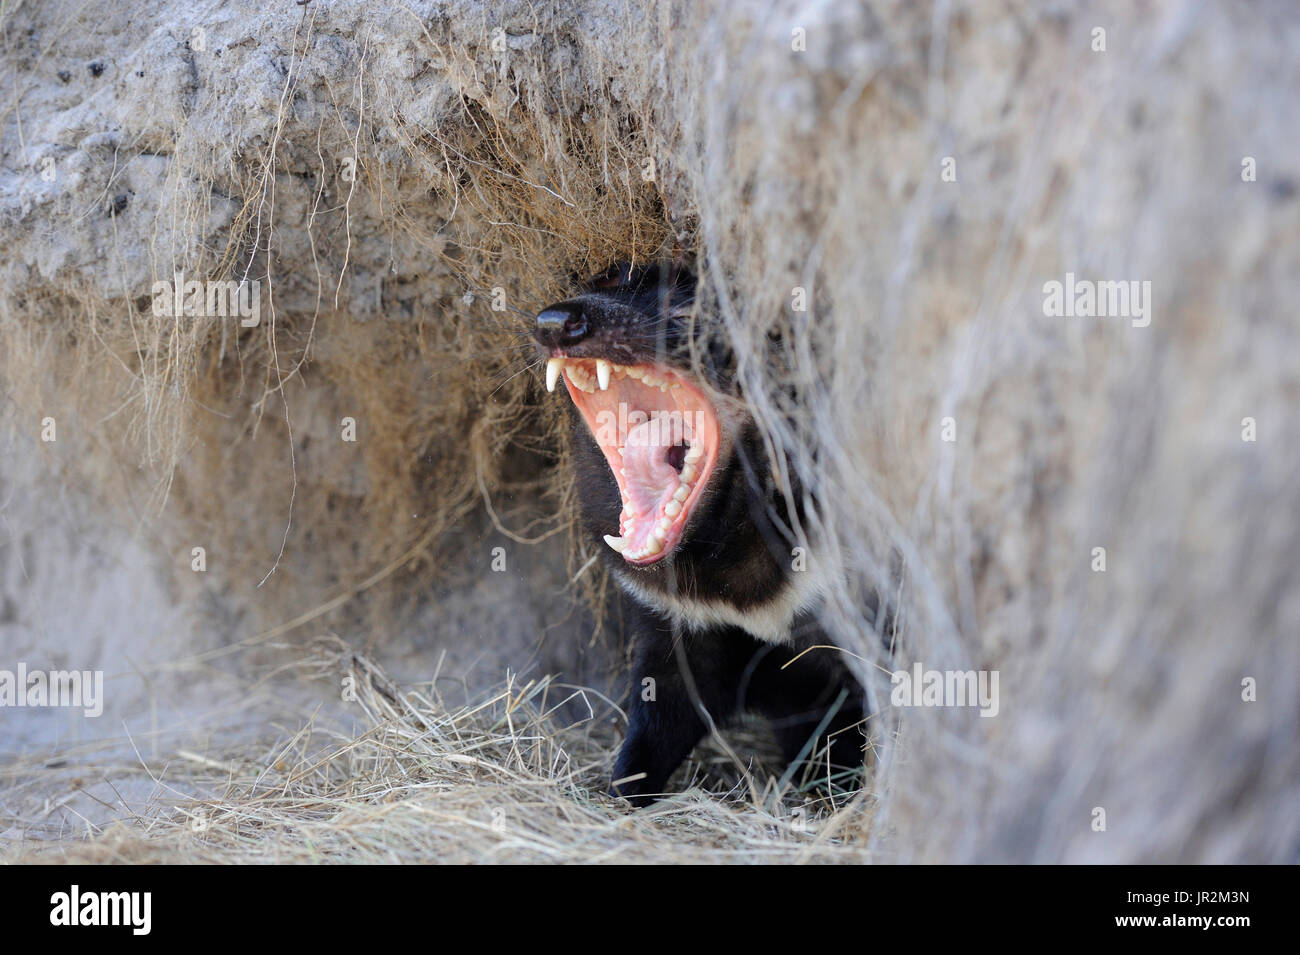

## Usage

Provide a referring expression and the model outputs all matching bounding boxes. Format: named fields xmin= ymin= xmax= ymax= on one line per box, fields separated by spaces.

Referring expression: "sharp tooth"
xmin=603 ymin=534 xmax=627 ymax=553
xmin=596 ymin=359 xmax=611 ymax=391
xmin=673 ymin=485 xmax=690 ymax=502
xmin=546 ymin=357 xmax=563 ymax=392
xmin=665 ymin=500 xmax=682 ymax=517
xmin=680 ymin=464 xmax=697 ymax=484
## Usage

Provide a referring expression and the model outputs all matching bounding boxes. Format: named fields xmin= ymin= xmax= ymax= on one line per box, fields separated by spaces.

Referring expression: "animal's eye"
xmin=587 ymin=263 xmax=637 ymax=290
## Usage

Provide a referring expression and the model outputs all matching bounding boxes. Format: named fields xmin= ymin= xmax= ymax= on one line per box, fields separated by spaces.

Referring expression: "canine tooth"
xmin=596 ymin=359 xmax=611 ymax=391
xmin=546 ymin=357 xmax=563 ymax=392
xmin=665 ymin=500 xmax=681 ymax=517
xmin=603 ymin=534 xmax=627 ymax=553
xmin=673 ymin=485 xmax=690 ymax=502
xmin=680 ymin=464 xmax=697 ymax=483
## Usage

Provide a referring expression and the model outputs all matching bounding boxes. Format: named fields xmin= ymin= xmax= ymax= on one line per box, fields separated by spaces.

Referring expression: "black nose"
xmin=536 ymin=303 xmax=589 ymax=348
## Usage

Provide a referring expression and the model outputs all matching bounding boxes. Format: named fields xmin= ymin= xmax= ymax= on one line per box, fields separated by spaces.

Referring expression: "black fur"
xmin=535 ymin=262 xmax=866 ymax=805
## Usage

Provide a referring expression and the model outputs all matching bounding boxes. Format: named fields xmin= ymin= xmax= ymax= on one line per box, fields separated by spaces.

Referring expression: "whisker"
xmin=486 ymin=355 xmax=546 ymax=399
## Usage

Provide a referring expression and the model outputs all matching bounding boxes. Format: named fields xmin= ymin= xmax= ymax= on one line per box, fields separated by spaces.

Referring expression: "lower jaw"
xmin=604 ymin=445 xmax=708 ymax=564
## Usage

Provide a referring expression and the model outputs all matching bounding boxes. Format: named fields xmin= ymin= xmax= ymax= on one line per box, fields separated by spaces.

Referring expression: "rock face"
xmin=1 ymin=1 xmax=1297 ymax=861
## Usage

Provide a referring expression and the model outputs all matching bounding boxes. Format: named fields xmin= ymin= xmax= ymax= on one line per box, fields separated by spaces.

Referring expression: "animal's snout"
xmin=535 ymin=303 xmax=590 ymax=350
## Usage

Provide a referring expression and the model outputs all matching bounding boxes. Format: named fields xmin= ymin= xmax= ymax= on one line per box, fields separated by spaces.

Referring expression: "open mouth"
xmin=545 ymin=355 xmax=720 ymax=565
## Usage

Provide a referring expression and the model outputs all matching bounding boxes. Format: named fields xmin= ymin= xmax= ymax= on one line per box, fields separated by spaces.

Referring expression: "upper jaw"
xmin=543 ymin=353 xmax=687 ymax=396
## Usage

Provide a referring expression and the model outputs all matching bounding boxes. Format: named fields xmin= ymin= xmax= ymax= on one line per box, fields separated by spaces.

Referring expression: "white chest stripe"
xmin=614 ymin=559 xmax=829 ymax=644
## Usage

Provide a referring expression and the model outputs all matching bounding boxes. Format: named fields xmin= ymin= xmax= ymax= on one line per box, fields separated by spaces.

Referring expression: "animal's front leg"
xmin=610 ymin=608 xmax=741 ymax=806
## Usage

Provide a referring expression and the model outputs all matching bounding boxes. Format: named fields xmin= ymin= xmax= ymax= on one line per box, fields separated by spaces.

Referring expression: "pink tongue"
xmin=621 ymin=420 xmax=677 ymax=521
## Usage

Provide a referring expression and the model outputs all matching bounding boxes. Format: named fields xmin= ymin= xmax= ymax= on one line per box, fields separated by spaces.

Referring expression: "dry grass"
xmin=2 ymin=640 xmax=873 ymax=864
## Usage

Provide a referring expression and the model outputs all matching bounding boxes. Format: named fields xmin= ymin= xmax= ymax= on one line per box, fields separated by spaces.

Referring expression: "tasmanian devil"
xmin=532 ymin=261 xmax=866 ymax=805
